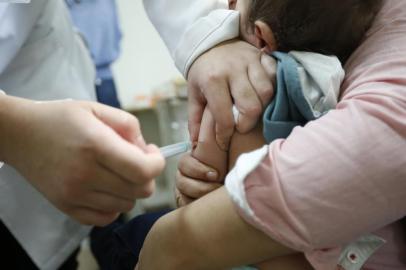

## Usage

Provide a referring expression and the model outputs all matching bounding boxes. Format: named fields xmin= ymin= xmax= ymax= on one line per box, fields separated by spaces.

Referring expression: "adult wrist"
xmin=0 ymin=94 xmax=33 ymax=164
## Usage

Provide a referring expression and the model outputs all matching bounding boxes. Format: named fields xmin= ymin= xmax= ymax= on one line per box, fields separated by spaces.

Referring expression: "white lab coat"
xmin=143 ymin=0 xmax=240 ymax=77
xmin=0 ymin=0 xmax=95 ymax=269
xmin=0 ymin=0 xmax=239 ymax=269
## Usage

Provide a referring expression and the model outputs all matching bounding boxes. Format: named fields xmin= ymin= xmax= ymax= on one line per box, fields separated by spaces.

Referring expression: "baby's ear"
xmin=254 ymin=20 xmax=277 ymax=53
xmin=228 ymin=0 xmax=237 ymax=9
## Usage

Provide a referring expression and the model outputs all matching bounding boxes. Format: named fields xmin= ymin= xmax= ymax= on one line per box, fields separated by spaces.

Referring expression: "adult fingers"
xmin=176 ymin=170 xmax=222 ymax=199
xmin=96 ymin=126 xmax=165 ymax=186
xmin=175 ymin=188 xmax=194 ymax=207
xmin=92 ymin=165 xmax=156 ymax=200
xmin=187 ymin=82 xmax=206 ymax=143
xmin=178 ymin=153 xmax=218 ymax=182
xmin=230 ymin=68 xmax=263 ymax=133
xmin=90 ymin=102 xmax=148 ymax=149
xmin=248 ymin=55 xmax=275 ymax=108
xmin=202 ymin=77 xmax=235 ymax=150
xmin=261 ymin=53 xmax=277 ymax=84
xmin=82 ymin=191 xmax=136 ymax=213
xmin=70 ymin=207 xmax=120 ymax=226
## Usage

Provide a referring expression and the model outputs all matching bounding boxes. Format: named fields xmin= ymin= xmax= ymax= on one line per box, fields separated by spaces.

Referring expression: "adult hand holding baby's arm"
xmin=175 ymin=153 xmax=222 ymax=207
xmin=176 ymin=107 xmax=228 ymax=207
xmin=187 ymin=40 xmax=276 ymax=150
xmin=178 ymin=49 xmax=277 ymax=206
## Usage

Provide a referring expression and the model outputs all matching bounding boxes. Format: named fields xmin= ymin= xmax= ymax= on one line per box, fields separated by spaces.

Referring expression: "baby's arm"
xmin=229 ymin=124 xmax=312 ymax=270
xmin=174 ymin=107 xmax=228 ymax=207
xmin=192 ymin=107 xmax=228 ymax=181
xmin=177 ymin=117 xmax=312 ymax=269
xmin=137 ymin=187 xmax=296 ymax=270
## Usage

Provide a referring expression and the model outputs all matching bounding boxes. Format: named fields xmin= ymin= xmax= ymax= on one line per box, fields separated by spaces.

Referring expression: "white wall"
xmin=113 ymin=0 xmax=182 ymax=110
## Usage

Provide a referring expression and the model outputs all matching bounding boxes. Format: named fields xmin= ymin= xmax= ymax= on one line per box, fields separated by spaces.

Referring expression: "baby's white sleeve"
xmin=143 ymin=0 xmax=240 ymax=77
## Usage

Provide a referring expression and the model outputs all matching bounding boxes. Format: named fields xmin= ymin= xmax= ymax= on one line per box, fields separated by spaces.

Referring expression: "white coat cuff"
xmin=174 ymin=9 xmax=240 ymax=78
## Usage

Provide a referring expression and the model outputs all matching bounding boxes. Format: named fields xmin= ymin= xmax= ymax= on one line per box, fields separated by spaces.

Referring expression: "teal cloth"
xmin=263 ymin=51 xmax=319 ymax=143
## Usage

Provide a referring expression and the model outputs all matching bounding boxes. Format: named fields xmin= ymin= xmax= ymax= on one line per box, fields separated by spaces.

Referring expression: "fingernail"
xmin=206 ymin=171 xmax=218 ymax=181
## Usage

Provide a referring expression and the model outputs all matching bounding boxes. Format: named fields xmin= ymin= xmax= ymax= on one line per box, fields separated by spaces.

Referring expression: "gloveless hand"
xmin=187 ymin=40 xmax=276 ymax=150
xmin=0 ymin=96 xmax=165 ymax=226
xmin=175 ymin=153 xmax=222 ymax=207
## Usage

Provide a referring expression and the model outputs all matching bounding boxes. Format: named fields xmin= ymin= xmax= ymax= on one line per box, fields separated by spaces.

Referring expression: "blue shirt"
xmin=65 ymin=0 xmax=122 ymax=80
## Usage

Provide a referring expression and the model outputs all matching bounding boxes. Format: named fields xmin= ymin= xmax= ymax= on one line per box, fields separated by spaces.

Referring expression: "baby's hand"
xmin=175 ymin=153 xmax=223 ymax=207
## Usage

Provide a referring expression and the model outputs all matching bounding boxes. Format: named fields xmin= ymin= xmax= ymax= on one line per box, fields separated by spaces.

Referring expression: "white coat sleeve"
xmin=143 ymin=0 xmax=240 ymax=77
xmin=0 ymin=3 xmax=43 ymax=75
xmin=0 ymin=1 xmax=40 ymax=170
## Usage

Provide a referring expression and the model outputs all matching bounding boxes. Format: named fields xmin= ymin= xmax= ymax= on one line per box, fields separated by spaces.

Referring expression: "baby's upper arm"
xmin=193 ymin=106 xmax=267 ymax=181
xmin=228 ymin=122 xmax=265 ymax=170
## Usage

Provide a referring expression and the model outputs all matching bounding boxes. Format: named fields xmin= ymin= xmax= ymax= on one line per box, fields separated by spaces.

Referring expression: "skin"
xmin=177 ymin=0 xmax=278 ymax=204
xmin=187 ymin=0 xmax=277 ymax=151
xmin=137 ymin=187 xmax=296 ymax=270
xmin=187 ymin=39 xmax=275 ymax=150
xmin=0 ymin=94 xmax=165 ymax=226
xmin=176 ymin=51 xmax=276 ymax=207
xmin=193 ymin=108 xmax=228 ymax=181
xmin=142 ymin=0 xmax=312 ymax=268
xmin=176 ymin=0 xmax=278 ymax=207
xmin=137 ymin=125 xmax=313 ymax=269
xmin=229 ymin=0 xmax=277 ymax=53
xmin=174 ymin=122 xmax=312 ymax=269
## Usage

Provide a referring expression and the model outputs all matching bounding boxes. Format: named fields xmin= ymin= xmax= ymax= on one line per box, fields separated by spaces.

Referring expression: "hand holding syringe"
xmin=160 ymin=141 xmax=192 ymax=159
xmin=159 ymin=106 xmax=240 ymax=159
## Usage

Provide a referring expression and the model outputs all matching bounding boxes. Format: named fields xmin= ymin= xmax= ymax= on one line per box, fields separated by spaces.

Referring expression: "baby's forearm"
xmin=192 ymin=108 xmax=228 ymax=180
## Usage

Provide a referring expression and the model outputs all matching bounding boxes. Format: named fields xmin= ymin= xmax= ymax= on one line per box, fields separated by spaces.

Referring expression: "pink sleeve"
xmin=225 ymin=0 xmax=406 ymax=253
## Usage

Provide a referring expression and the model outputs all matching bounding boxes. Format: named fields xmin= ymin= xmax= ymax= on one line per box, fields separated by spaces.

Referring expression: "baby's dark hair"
xmin=248 ymin=0 xmax=383 ymax=62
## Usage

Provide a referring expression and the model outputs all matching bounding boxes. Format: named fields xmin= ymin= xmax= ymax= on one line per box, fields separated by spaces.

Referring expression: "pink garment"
xmin=234 ymin=0 xmax=406 ymax=268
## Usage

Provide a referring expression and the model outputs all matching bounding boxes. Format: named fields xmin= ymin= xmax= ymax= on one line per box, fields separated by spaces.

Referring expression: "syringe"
xmin=160 ymin=141 xmax=192 ymax=159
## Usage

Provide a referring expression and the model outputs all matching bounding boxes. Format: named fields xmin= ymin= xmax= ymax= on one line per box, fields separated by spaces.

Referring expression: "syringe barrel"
xmin=160 ymin=141 xmax=192 ymax=159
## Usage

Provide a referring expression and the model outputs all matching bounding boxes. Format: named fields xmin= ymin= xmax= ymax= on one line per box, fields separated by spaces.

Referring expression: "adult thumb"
xmin=90 ymin=103 xmax=148 ymax=149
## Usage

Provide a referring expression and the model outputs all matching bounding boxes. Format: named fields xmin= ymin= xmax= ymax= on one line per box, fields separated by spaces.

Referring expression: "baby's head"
xmin=230 ymin=0 xmax=382 ymax=62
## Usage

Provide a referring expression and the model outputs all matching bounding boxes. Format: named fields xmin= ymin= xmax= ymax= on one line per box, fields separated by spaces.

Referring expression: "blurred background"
xmin=76 ymin=2 xmax=188 ymax=268
xmin=113 ymin=0 xmax=182 ymax=110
